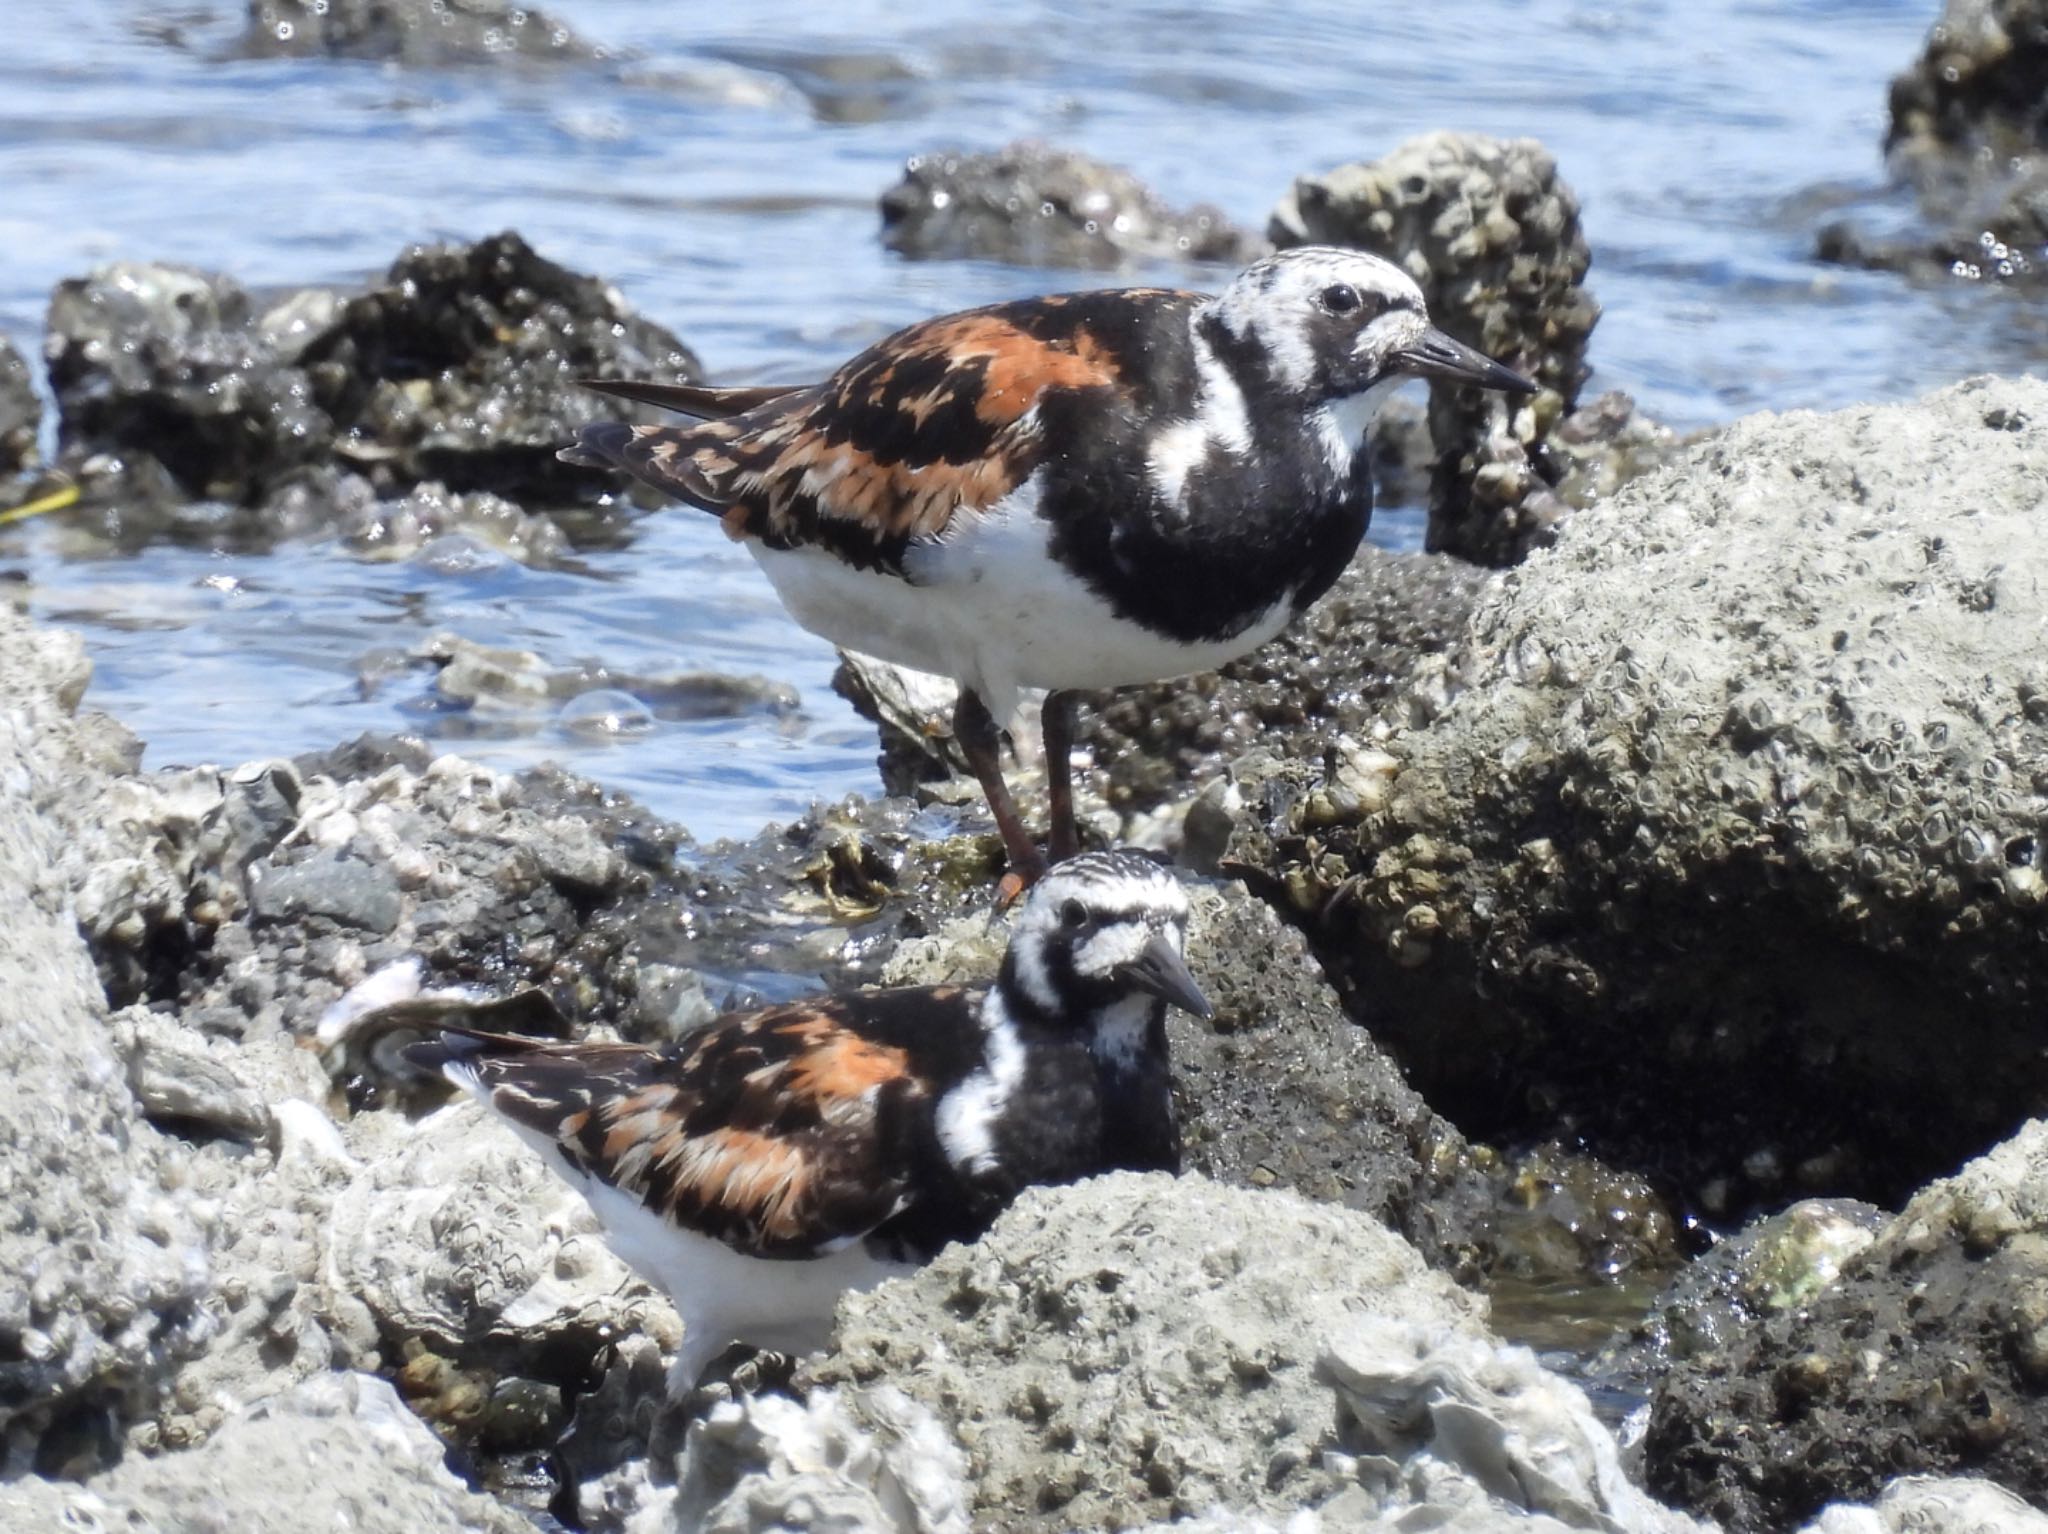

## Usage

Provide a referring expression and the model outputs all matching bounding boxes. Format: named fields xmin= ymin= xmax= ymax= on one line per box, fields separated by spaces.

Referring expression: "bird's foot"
xmin=994 ymin=850 xmax=1051 ymax=911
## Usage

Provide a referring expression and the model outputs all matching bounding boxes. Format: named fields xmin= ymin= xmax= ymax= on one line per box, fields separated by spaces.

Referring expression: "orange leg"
xmin=1042 ymin=690 xmax=1080 ymax=863
xmin=954 ymin=689 xmax=1047 ymax=893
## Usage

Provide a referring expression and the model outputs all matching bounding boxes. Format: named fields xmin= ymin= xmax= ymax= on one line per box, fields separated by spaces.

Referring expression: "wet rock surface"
xmin=1078 ymin=544 xmax=1495 ymax=824
xmin=240 ymin=0 xmax=607 ymax=66
xmin=0 ymin=336 xmax=40 ymax=477
xmin=43 ymin=232 xmax=699 ymax=512
xmin=881 ymin=141 xmax=1261 ymax=268
xmin=1645 ymin=1119 xmax=2048 ymax=1529
xmin=1819 ymin=1 xmax=2048 ymax=285
xmin=1595 ymin=1198 xmax=1886 ymax=1401
xmin=1229 ymin=375 xmax=2048 ymax=1215
xmin=1272 ymin=132 xmax=1672 ymax=564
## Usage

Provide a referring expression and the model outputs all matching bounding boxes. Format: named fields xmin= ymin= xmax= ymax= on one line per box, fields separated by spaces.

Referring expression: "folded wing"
xmin=406 ymin=1001 xmax=931 ymax=1259
xmin=562 ymin=298 xmax=1164 ymax=577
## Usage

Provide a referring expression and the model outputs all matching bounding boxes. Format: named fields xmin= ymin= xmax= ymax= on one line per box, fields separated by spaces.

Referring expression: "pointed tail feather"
xmin=558 ymin=420 xmax=638 ymax=471
xmin=576 ymin=378 xmax=809 ymax=419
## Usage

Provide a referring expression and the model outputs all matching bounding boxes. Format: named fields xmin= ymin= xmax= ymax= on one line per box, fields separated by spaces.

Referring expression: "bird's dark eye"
xmin=1320 ymin=283 xmax=1362 ymax=315
xmin=1059 ymin=899 xmax=1089 ymax=930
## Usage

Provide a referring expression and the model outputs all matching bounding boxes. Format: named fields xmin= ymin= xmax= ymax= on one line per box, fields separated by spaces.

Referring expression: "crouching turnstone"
xmin=562 ymin=247 xmax=1534 ymax=887
xmin=399 ymin=849 xmax=1207 ymax=1393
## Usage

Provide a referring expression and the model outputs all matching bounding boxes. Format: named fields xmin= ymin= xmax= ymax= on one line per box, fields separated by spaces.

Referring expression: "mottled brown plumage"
xmin=408 ymin=995 xmax=961 ymax=1258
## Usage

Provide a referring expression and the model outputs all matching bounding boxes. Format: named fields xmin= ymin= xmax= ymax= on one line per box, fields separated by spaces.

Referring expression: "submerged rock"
xmin=241 ymin=0 xmax=607 ymax=66
xmin=1645 ymin=1119 xmax=2048 ymax=1527
xmin=1821 ymin=2 xmax=2048 ymax=285
xmin=881 ymin=142 xmax=1259 ymax=269
xmin=1273 ymin=133 xmax=1671 ymax=564
xmin=1886 ymin=0 xmax=2048 ymax=165
xmin=1230 ymin=375 xmax=2048 ymax=1213
xmin=43 ymin=233 xmax=700 ymax=512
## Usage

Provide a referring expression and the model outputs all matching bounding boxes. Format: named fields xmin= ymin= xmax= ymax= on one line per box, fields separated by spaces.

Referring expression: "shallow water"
xmin=0 ymin=0 xmax=2028 ymax=839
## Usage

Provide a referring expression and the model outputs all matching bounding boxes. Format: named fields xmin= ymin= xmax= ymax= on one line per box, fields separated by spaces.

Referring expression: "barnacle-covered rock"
xmin=1233 ymin=375 xmax=2048 ymax=1211
xmin=240 ymin=0 xmax=607 ymax=66
xmin=1273 ymin=133 xmax=1673 ymax=563
xmin=807 ymin=1172 xmax=1486 ymax=1530
xmin=1886 ymin=0 xmax=2048 ymax=165
xmin=42 ymin=233 xmax=699 ymax=512
xmin=0 ymin=1372 xmax=533 ymax=1533
xmin=325 ymin=1106 xmax=665 ymax=1372
xmin=1645 ymin=1119 xmax=2048 ymax=1527
xmin=881 ymin=141 xmax=1260 ymax=269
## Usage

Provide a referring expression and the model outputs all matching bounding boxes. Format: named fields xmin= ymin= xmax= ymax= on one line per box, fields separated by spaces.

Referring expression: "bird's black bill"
xmin=1391 ymin=327 xmax=1538 ymax=395
xmin=1120 ymin=933 xmax=1213 ymax=1018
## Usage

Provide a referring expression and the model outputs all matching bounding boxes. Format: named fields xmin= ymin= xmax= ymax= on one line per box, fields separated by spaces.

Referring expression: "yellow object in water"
xmin=0 ymin=481 xmax=80 ymax=527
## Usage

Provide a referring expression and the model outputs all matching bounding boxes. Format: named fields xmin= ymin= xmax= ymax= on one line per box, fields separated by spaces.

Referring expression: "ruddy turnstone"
xmin=400 ymin=849 xmax=1207 ymax=1393
xmin=562 ymin=246 xmax=1533 ymax=884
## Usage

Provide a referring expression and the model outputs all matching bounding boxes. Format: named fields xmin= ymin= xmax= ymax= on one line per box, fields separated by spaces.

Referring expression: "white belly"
xmin=478 ymin=1102 xmax=914 ymax=1393
xmin=749 ymin=487 xmax=1292 ymax=721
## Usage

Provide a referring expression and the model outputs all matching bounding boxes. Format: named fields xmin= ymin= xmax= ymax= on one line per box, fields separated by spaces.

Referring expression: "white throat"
xmin=1313 ymin=377 xmax=1404 ymax=477
xmin=1088 ymin=993 xmax=1160 ymax=1074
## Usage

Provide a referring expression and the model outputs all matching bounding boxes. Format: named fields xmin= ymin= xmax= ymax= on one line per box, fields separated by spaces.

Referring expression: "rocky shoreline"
xmin=8 ymin=4 xmax=2048 ymax=1529
xmin=6 ymin=354 xmax=2048 ymax=1527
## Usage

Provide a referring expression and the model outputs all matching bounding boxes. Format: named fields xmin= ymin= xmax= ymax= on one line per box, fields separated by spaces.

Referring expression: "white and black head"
xmin=1205 ymin=246 xmax=1536 ymax=404
xmin=999 ymin=850 xmax=1209 ymax=1026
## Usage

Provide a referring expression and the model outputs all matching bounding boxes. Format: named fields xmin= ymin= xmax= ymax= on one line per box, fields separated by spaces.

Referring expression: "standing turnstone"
xmin=399 ymin=849 xmax=1208 ymax=1393
xmin=562 ymin=247 xmax=1534 ymax=885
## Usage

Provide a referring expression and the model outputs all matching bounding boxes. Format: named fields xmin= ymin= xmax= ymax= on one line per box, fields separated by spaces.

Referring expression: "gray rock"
xmin=1804 ymin=1477 xmax=2048 ymax=1534
xmin=0 ymin=333 xmax=41 ymax=475
xmin=325 ymin=1101 xmax=667 ymax=1375
xmin=655 ymin=1387 xmax=972 ymax=1534
xmin=1234 ymin=375 xmax=2048 ymax=1213
xmin=806 ymin=1171 xmax=1486 ymax=1530
xmin=881 ymin=141 xmax=1260 ymax=269
xmin=43 ymin=233 xmax=701 ymax=513
xmin=121 ymin=1009 xmax=274 ymax=1141
xmin=1273 ymin=133 xmax=1672 ymax=564
xmin=1644 ymin=1118 xmax=2048 ymax=1527
xmin=248 ymin=849 xmax=404 ymax=934
xmin=0 ymin=607 xmax=211 ymax=1474
xmin=0 ymin=1371 xmax=531 ymax=1533
xmin=1319 ymin=1319 xmax=1712 ymax=1534
xmin=241 ymin=0 xmax=607 ymax=66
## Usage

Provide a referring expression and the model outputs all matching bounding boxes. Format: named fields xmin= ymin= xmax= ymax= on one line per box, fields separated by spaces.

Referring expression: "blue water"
xmin=0 ymin=0 xmax=2018 ymax=840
